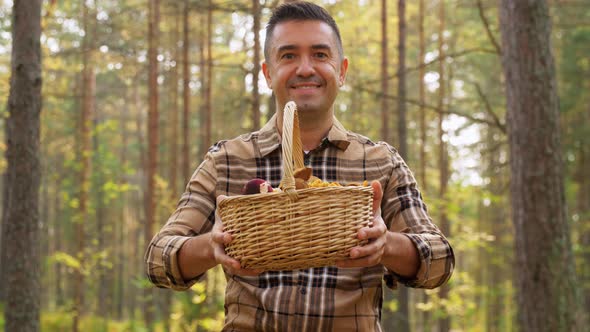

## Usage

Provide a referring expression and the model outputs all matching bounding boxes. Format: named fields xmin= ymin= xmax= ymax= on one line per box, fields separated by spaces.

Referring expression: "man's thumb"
xmin=371 ymin=181 xmax=383 ymax=216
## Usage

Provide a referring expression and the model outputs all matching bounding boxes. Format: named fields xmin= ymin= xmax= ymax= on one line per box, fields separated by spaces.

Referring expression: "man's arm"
xmin=144 ymin=153 xmax=219 ymax=290
xmin=379 ymin=148 xmax=454 ymax=288
xmin=381 ymin=231 xmax=420 ymax=278
xmin=336 ymin=180 xmax=453 ymax=288
xmin=337 ymin=144 xmax=454 ymax=288
xmin=177 ymin=233 xmax=217 ymax=280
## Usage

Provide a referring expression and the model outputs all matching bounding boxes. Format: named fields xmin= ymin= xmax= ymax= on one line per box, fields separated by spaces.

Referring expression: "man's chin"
xmin=292 ymin=102 xmax=319 ymax=113
xmin=287 ymin=98 xmax=320 ymax=111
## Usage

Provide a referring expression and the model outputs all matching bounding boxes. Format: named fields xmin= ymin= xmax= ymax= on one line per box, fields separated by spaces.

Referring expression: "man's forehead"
xmin=269 ymin=20 xmax=338 ymax=50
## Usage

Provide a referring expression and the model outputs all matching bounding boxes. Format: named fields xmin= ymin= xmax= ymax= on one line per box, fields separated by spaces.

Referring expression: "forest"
xmin=0 ymin=0 xmax=589 ymax=331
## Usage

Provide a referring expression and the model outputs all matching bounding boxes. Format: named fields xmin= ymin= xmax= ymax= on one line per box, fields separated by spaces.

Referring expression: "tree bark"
xmin=379 ymin=0 xmax=395 ymax=328
xmin=397 ymin=0 xmax=407 ymax=160
xmin=200 ymin=0 xmax=213 ymax=157
xmin=2 ymin=0 xmax=43 ymax=331
xmin=251 ymin=0 xmax=262 ymax=130
xmin=169 ymin=2 xmax=181 ymax=195
xmin=499 ymin=1 xmax=580 ymax=331
xmin=182 ymin=0 xmax=191 ymax=183
xmin=93 ymin=113 xmax=109 ymax=322
xmin=54 ymin=173 xmax=64 ymax=308
xmin=418 ymin=0 xmax=427 ymax=190
xmin=73 ymin=2 xmax=96 ymax=330
xmin=380 ymin=0 xmax=389 ymax=143
xmin=145 ymin=0 xmax=160 ymax=328
xmin=131 ymin=81 xmax=143 ymax=321
xmin=578 ymin=141 xmax=590 ymax=320
xmin=396 ymin=1 xmax=410 ymax=332
xmin=437 ymin=1 xmax=451 ymax=331
xmin=199 ymin=11 xmax=207 ymax=158
xmin=482 ymin=123 xmax=509 ymax=332
xmin=418 ymin=1 xmax=430 ymax=330
xmin=115 ymin=100 xmax=130 ymax=320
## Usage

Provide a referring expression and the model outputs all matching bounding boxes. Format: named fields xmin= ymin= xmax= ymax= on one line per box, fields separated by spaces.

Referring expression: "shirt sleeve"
xmin=144 ymin=152 xmax=218 ymax=291
xmin=379 ymin=143 xmax=455 ymax=289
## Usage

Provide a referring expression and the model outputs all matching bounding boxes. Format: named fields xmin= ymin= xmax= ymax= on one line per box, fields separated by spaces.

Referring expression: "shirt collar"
xmin=258 ymin=114 xmax=351 ymax=157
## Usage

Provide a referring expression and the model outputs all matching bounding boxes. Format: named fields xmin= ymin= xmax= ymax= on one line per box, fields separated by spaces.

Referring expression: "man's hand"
xmin=336 ymin=181 xmax=388 ymax=268
xmin=211 ymin=195 xmax=262 ymax=276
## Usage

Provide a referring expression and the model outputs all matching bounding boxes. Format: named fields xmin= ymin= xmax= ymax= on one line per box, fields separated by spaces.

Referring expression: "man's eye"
xmin=315 ymin=52 xmax=328 ymax=59
xmin=281 ymin=53 xmax=295 ymax=59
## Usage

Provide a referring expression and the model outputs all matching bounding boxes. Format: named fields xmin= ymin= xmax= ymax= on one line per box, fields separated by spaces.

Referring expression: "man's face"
xmin=262 ymin=20 xmax=348 ymax=115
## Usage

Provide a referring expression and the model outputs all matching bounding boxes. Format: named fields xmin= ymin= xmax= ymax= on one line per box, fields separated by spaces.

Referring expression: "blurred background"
xmin=0 ymin=0 xmax=588 ymax=331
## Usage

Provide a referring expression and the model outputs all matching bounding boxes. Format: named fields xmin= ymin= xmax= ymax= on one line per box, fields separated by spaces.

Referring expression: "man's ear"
xmin=262 ymin=62 xmax=272 ymax=88
xmin=339 ymin=57 xmax=349 ymax=87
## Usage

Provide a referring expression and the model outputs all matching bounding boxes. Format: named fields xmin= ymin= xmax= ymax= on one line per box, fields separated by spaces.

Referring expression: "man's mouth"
xmin=289 ymin=77 xmax=323 ymax=90
xmin=292 ymin=84 xmax=320 ymax=89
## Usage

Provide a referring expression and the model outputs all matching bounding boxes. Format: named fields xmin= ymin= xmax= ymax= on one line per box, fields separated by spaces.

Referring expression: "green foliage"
xmin=40 ymin=311 xmax=151 ymax=332
xmin=41 ymin=310 xmax=74 ymax=332
xmin=50 ymin=252 xmax=82 ymax=271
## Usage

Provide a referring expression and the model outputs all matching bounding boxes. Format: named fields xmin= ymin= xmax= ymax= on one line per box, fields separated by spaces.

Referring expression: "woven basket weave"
xmin=218 ymin=101 xmax=373 ymax=271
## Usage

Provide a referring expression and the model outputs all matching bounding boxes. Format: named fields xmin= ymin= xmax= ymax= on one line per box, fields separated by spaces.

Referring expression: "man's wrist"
xmin=178 ymin=234 xmax=218 ymax=280
xmin=382 ymin=231 xmax=397 ymax=264
xmin=381 ymin=231 xmax=420 ymax=279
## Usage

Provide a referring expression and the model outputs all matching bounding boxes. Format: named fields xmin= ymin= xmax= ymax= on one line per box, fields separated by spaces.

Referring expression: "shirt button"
xmin=300 ymin=288 xmax=306 ymax=295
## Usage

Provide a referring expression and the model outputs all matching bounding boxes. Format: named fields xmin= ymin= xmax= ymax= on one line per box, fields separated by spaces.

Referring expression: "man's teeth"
xmin=295 ymin=85 xmax=317 ymax=89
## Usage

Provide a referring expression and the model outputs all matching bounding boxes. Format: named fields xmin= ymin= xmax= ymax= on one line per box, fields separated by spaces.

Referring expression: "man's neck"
xmin=276 ymin=108 xmax=334 ymax=152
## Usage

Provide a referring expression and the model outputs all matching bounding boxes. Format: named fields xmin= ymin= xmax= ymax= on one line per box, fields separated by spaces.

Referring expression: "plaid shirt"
xmin=145 ymin=115 xmax=454 ymax=331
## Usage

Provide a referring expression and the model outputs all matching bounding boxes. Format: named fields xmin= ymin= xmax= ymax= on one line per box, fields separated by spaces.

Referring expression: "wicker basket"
xmin=218 ymin=101 xmax=373 ymax=271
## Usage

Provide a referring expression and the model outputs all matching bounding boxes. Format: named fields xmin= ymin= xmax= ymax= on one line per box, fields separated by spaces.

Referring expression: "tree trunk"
xmin=395 ymin=1 xmax=410 ymax=332
xmin=145 ymin=0 xmax=160 ymax=328
xmin=499 ymin=0 xmax=580 ymax=331
xmin=379 ymin=0 xmax=395 ymax=328
xmin=54 ymin=173 xmax=64 ymax=308
xmin=397 ymin=0 xmax=407 ymax=160
xmin=2 ymin=0 xmax=42 ymax=331
xmin=200 ymin=0 xmax=213 ymax=157
xmin=418 ymin=1 xmax=430 ymax=330
xmin=169 ymin=2 xmax=181 ymax=195
xmin=380 ymin=0 xmax=389 ymax=143
xmin=437 ymin=1 xmax=451 ymax=331
xmin=131 ymin=81 xmax=144 ymax=321
xmin=199 ymin=11 xmax=207 ymax=158
xmin=0 ymin=174 xmax=6 ymax=303
xmin=482 ymin=122 xmax=509 ymax=332
xmin=418 ymin=0 xmax=427 ymax=190
xmin=577 ymin=134 xmax=590 ymax=321
xmin=73 ymin=2 xmax=96 ymax=330
xmin=93 ymin=113 xmax=109 ymax=321
xmin=251 ymin=0 xmax=261 ymax=130
xmin=40 ymin=148 xmax=49 ymax=310
xmin=182 ymin=0 xmax=191 ymax=183
xmin=115 ymin=101 xmax=130 ymax=320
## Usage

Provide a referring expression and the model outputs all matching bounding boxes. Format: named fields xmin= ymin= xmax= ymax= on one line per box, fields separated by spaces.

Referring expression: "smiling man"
xmin=145 ymin=2 xmax=454 ymax=331
xmin=263 ymin=18 xmax=346 ymax=153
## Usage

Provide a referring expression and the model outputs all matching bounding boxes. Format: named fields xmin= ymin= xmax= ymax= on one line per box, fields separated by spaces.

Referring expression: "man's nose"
xmin=295 ymin=56 xmax=315 ymax=77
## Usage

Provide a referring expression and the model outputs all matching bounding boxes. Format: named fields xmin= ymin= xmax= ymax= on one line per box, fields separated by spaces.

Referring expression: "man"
xmin=145 ymin=2 xmax=454 ymax=331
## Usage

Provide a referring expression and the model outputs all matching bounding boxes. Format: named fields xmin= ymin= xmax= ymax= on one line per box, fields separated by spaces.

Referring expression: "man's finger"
xmin=358 ymin=214 xmax=386 ymax=240
xmin=211 ymin=231 xmax=232 ymax=244
xmin=350 ymin=237 xmax=384 ymax=259
xmin=336 ymin=252 xmax=381 ymax=268
xmin=371 ymin=181 xmax=383 ymax=216
xmin=216 ymin=194 xmax=228 ymax=205
xmin=213 ymin=245 xmax=240 ymax=269
xmin=359 ymin=224 xmax=386 ymax=240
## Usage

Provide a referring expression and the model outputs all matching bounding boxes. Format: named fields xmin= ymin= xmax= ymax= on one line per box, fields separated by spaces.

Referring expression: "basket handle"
xmin=280 ymin=101 xmax=304 ymax=198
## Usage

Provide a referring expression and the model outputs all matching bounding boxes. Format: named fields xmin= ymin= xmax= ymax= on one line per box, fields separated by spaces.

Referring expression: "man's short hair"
xmin=264 ymin=1 xmax=344 ymax=61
